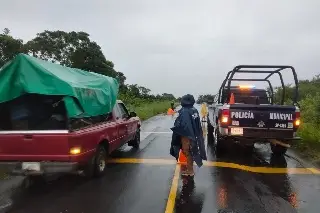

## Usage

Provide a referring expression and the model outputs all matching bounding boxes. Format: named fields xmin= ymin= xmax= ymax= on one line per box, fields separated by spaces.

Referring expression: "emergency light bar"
xmin=238 ymin=85 xmax=256 ymax=89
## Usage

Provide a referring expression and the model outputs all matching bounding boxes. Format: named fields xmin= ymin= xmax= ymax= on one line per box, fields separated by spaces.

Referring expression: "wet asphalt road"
xmin=6 ymin=106 xmax=320 ymax=213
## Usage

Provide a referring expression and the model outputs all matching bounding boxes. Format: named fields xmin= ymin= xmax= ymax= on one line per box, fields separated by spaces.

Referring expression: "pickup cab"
xmin=207 ymin=65 xmax=301 ymax=155
xmin=0 ymin=100 xmax=140 ymax=178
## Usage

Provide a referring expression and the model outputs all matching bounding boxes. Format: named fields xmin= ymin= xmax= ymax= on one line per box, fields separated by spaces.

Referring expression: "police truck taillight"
xmin=221 ymin=109 xmax=230 ymax=124
xmin=294 ymin=111 xmax=301 ymax=128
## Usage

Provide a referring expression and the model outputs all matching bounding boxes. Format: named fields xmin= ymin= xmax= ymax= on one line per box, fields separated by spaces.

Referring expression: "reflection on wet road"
xmin=6 ymin=109 xmax=320 ymax=213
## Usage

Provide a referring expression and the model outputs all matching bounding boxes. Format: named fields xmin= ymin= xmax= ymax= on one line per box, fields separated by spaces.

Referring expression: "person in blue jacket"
xmin=170 ymin=94 xmax=207 ymax=176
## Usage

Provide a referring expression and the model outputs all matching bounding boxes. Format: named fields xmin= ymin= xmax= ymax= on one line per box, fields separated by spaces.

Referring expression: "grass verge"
xmin=294 ymin=123 xmax=320 ymax=166
xmin=129 ymin=100 xmax=173 ymax=121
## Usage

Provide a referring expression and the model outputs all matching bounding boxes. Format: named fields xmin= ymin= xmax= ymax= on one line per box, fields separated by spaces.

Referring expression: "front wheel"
xmin=131 ymin=129 xmax=141 ymax=149
xmin=271 ymin=144 xmax=287 ymax=155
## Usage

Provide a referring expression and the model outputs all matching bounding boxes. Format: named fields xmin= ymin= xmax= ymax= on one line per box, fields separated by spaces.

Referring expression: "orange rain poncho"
xmin=167 ymin=108 xmax=175 ymax=115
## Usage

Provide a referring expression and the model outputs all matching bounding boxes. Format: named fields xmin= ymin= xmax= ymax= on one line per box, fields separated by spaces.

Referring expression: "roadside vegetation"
xmin=196 ymin=94 xmax=215 ymax=104
xmin=119 ymin=87 xmax=176 ymax=120
xmin=0 ymin=28 xmax=177 ymax=121
xmin=273 ymin=76 xmax=320 ymax=164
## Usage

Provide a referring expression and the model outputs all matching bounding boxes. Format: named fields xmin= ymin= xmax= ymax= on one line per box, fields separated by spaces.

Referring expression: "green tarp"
xmin=0 ymin=53 xmax=119 ymax=118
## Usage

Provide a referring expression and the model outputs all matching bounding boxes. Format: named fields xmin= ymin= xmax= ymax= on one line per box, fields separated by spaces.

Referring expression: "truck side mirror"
xmin=129 ymin=111 xmax=137 ymax=118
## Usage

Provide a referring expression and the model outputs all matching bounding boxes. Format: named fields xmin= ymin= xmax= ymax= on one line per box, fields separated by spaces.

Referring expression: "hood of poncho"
xmin=181 ymin=94 xmax=195 ymax=108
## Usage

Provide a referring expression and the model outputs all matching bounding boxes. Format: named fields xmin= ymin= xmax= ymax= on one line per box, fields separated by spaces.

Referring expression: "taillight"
xmin=294 ymin=111 xmax=300 ymax=127
xmin=221 ymin=109 xmax=230 ymax=124
xmin=70 ymin=147 xmax=81 ymax=155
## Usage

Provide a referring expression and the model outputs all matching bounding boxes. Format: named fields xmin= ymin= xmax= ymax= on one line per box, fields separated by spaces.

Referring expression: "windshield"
xmin=232 ymin=89 xmax=270 ymax=104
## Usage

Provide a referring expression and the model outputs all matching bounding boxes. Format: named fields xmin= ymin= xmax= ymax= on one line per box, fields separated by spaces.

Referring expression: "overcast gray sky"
xmin=1 ymin=0 xmax=319 ymax=98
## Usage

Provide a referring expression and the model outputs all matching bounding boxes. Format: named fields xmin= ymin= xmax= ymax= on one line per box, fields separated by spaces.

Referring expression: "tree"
xmin=116 ymin=72 xmax=126 ymax=89
xmin=24 ymin=30 xmax=119 ymax=79
xmin=0 ymin=28 xmax=24 ymax=67
xmin=196 ymin=94 xmax=215 ymax=104
xmin=127 ymin=84 xmax=140 ymax=96
xmin=138 ymin=86 xmax=151 ymax=97
xmin=161 ymin=93 xmax=175 ymax=100
xmin=3 ymin=28 xmax=10 ymax=35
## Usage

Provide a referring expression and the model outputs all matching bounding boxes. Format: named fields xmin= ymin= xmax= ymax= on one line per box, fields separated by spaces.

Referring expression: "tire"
xmin=244 ymin=144 xmax=255 ymax=154
xmin=130 ymin=129 xmax=141 ymax=149
xmin=214 ymin=127 xmax=227 ymax=155
xmin=29 ymin=175 xmax=46 ymax=184
xmin=271 ymin=144 xmax=287 ymax=155
xmin=207 ymin=123 xmax=214 ymax=145
xmin=270 ymin=154 xmax=287 ymax=167
xmin=83 ymin=145 xmax=107 ymax=178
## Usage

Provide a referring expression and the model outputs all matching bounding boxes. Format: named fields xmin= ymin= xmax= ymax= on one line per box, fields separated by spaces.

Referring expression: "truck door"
xmin=113 ymin=104 xmax=128 ymax=147
xmin=117 ymin=103 xmax=135 ymax=142
xmin=118 ymin=103 xmax=137 ymax=142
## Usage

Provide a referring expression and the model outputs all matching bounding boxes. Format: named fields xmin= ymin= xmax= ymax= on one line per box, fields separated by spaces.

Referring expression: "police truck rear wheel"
xmin=214 ymin=128 xmax=226 ymax=155
xmin=271 ymin=144 xmax=287 ymax=155
xmin=244 ymin=144 xmax=255 ymax=154
xmin=207 ymin=123 xmax=214 ymax=144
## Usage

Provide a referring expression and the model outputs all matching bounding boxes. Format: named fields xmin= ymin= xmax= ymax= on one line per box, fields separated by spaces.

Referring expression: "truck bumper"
xmin=219 ymin=127 xmax=301 ymax=141
xmin=0 ymin=161 xmax=78 ymax=176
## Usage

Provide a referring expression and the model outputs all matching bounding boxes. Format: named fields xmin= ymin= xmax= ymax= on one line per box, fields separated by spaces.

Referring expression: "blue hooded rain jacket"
xmin=170 ymin=94 xmax=207 ymax=167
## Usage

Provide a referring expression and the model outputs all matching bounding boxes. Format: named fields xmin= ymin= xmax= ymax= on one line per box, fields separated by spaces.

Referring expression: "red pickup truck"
xmin=0 ymin=100 xmax=140 ymax=178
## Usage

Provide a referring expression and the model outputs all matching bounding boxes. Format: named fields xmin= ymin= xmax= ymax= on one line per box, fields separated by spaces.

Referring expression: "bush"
xmin=273 ymin=76 xmax=320 ymax=163
xmin=297 ymin=93 xmax=320 ymax=143
xmin=294 ymin=92 xmax=320 ymax=162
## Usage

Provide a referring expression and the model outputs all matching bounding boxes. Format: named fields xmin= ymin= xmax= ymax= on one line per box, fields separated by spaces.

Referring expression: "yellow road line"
xmin=307 ymin=168 xmax=320 ymax=174
xmin=108 ymin=158 xmax=176 ymax=165
xmin=204 ymin=161 xmax=315 ymax=174
xmin=165 ymin=164 xmax=180 ymax=213
xmin=107 ymin=158 xmax=320 ymax=175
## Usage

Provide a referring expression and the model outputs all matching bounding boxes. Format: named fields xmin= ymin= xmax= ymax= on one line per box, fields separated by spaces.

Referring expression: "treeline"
xmin=0 ymin=28 xmax=176 ymax=107
xmin=196 ymin=94 xmax=215 ymax=104
xmin=273 ymin=76 xmax=320 ymax=161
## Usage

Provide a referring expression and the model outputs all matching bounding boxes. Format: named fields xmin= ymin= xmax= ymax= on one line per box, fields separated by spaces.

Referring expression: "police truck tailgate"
xmin=228 ymin=104 xmax=298 ymax=138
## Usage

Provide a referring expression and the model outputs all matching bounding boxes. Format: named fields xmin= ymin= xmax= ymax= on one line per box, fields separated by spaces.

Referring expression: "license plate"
xmin=230 ymin=127 xmax=243 ymax=135
xmin=22 ymin=162 xmax=40 ymax=171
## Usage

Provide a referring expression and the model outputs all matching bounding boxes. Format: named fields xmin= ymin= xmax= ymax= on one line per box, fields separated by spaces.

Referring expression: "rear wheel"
xmin=244 ymin=144 xmax=255 ymax=154
xmin=214 ymin=127 xmax=227 ymax=155
xmin=271 ymin=144 xmax=287 ymax=155
xmin=26 ymin=175 xmax=45 ymax=187
xmin=83 ymin=145 xmax=107 ymax=178
xmin=207 ymin=123 xmax=214 ymax=144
